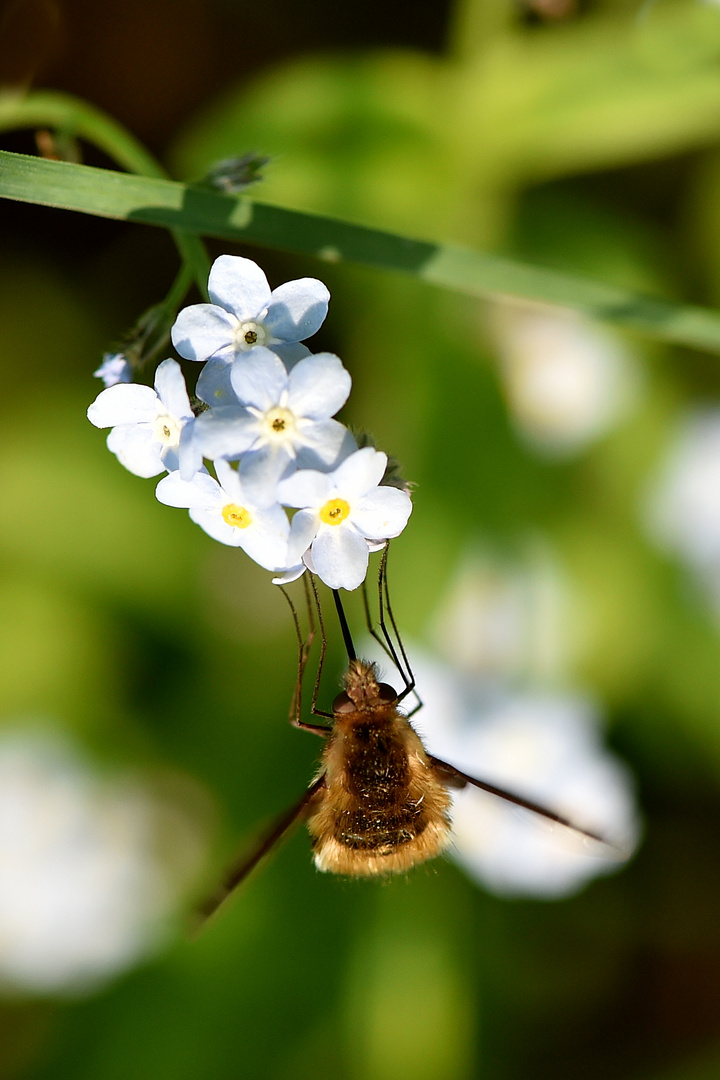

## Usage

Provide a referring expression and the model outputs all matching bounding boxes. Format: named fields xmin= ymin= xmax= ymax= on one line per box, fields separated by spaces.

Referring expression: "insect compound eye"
xmin=332 ymin=691 xmax=356 ymax=715
xmin=377 ymin=683 xmax=398 ymax=704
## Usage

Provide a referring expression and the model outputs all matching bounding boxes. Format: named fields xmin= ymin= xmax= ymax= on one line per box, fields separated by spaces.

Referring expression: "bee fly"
xmin=196 ymin=555 xmax=610 ymax=923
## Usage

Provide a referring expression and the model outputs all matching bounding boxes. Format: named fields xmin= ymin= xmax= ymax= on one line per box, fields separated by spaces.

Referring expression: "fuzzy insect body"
xmin=308 ymin=660 xmax=452 ymax=875
xmin=196 ymin=625 xmax=613 ymax=925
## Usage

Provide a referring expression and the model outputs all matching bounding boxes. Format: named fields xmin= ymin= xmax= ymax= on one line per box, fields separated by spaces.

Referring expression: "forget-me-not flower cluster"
xmin=88 ymin=256 xmax=412 ymax=591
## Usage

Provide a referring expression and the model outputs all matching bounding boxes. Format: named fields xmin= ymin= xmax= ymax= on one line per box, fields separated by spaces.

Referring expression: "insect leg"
xmin=280 ymin=580 xmax=331 ymax=735
xmin=308 ymin=574 xmax=333 ymax=721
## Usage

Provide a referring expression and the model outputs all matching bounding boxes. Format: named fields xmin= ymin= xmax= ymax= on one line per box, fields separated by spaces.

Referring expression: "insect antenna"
xmin=193 ymin=775 xmax=326 ymax=928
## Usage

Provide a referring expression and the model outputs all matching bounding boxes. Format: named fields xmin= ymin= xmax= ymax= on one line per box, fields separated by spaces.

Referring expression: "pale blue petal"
xmin=178 ymin=422 xmax=205 ymax=481
xmin=296 ymin=419 xmax=352 ymax=469
xmin=333 ymin=446 xmax=387 ymax=499
xmin=106 ymin=424 xmax=164 ymax=478
xmin=161 ymin=443 xmax=182 ymax=473
xmin=312 ymin=523 xmax=369 ymax=591
xmin=171 ymin=305 xmax=235 ymax=362
xmin=195 ymin=357 xmax=239 ymax=407
xmin=154 ymin=358 xmax=193 ymax=419
xmin=277 ymin=468 xmax=332 ymax=508
xmin=286 ymin=509 xmax=321 ymax=563
xmin=156 ymin=470 xmax=221 ymax=509
xmin=352 ymin=487 xmax=413 ymax=540
xmin=88 ymin=384 xmax=159 ymax=428
xmin=239 ymin=444 xmax=294 ymax=507
xmin=287 ymin=353 xmax=351 ymax=419
xmin=264 ymin=278 xmax=330 ymax=342
xmin=94 ymin=354 xmax=131 ymax=387
xmin=191 ymin=407 xmax=259 ymax=460
xmin=213 ymin=458 xmax=243 ymax=502
xmin=230 ymin=347 xmax=288 ymax=410
xmin=207 ymin=255 xmax=271 ymax=319
xmin=272 ymin=342 xmax=310 ymax=370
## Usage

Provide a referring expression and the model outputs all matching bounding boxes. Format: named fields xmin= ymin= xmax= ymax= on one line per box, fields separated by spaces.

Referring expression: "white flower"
xmin=0 ymin=728 xmax=203 ymax=996
xmin=171 ymin=255 xmax=330 ymax=404
xmin=645 ymin=409 xmax=720 ymax=570
xmin=181 ymin=347 xmax=354 ymax=502
xmin=374 ymin=648 xmax=641 ymax=898
xmin=156 ymin=461 xmax=291 ymax=571
xmin=490 ymin=303 xmax=638 ymax=455
xmin=278 ymin=447 xmax=413 ymax=590
xmin=428 ymin=546 xmax=568 ymax=683
xmin=643 ymin=409 xmax=720 ymax=620
xmin=87 ymin=358 xmax=194 ymax=478
xmin=93 ymin=353 xmax=132 ymax=388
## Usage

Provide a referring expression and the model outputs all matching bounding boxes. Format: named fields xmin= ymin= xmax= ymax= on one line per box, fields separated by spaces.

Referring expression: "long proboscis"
xmin=193 ymin=776 xmax=326 ymax=928
xmin=429 ymin=755 xmax=616 ymax=851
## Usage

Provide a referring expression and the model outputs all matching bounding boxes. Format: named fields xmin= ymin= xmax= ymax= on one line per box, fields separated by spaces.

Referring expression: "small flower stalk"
xmin=88 ymin=255 xmax=412 ymax=590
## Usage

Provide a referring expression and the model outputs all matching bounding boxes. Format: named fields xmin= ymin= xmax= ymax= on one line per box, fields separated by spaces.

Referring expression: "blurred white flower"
xmin=0 ymin=728 xmax=206 ymax=997
xmin=428 ymin=546 xmax=568 ymax=683
xmin=644 ymin=409 xmax=720 ymax=579
xmin=365 ymin=646 xmax=640 ymax=898
xmin=490 ymin=302 xmax=638 ymax=455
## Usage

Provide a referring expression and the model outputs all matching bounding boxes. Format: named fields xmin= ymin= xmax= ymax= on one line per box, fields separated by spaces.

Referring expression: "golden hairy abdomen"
xmin=307 ymin=708 xmax=452 ymax=876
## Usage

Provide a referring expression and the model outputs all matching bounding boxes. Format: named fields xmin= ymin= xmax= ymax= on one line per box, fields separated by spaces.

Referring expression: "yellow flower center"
xmin=152 ymin=413 xmax=182 ymax=447
xmin=235 ymin=320 xmax=267 ymax=350
xmin=222 ymin=503 xmax=252 ymax=529
xmin=319 ymin=498 xmax=350 ymax=526
xmin=264 ymin=406 xmax=295 ymax=440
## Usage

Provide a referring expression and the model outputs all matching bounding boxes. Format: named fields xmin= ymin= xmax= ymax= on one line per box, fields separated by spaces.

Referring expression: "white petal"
xmin=333 ymin=447 xmax=387 ymax=499
xmin=154 ymin=359 xmax=193 ymax=420
xmin=272 ymin=563 xmax=307 ymax=585
xmin=188 ymin=507 xmax=247 ymax=547
xmin=286 ymin=508 xmax=321 ymax=564
xmin=352 ymin=487 xmax=413 ymax=540
xmin=106 ymin=424 xmax=164 ymax=478
xmin=296 ymin=419 xmax=353 ymax=469
xmin=311 ymin=524 xmax=369 ymax=591
xmin=207 ymin=255 xmax=271 ymax=319
xmin=272 ymin=342 xmax=310 ymax=370
xmin=191 ymin=407 xmax=259 ymax=461
xmin=230 ymin=347 xmax=288 ymax=410
xmin=155 ymin=470 xmax=221 ymax=510
xmin=277 ymin=469 xmax=332 ymax=509
xmin=287 ymin=353 xmax=351 ymax=420
xmin=235 ymin=504 xmax=292 ymax=570
xmin=88 ymin=384 xmax=160 ymax=428
xmin=239 ymin=444 xmax=293 ymax=507
xmin=171 ymin=305 xmax=235 ymax=363
xmin=178 ymin=422 xmax=205 ymax=482
xmin=264 ymin=278 xmax=330 ymax=342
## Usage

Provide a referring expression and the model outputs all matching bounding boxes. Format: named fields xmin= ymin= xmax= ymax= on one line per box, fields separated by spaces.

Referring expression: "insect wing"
xmin=195 ymin=775 xmax=325 ymax=927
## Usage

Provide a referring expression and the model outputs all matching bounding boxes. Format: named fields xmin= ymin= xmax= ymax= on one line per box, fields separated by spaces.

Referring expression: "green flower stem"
xmin=0 ymin=90 xmax=210 ymax=298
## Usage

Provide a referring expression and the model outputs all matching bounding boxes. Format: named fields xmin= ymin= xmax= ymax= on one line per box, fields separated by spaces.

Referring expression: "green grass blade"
xmin=3 ymin=148 xmax=720 ymax=353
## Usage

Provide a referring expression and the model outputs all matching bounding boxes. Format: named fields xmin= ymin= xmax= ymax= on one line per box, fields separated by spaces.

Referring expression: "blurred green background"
xmin=4 ymin=0 xmax=720 ymax=1077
